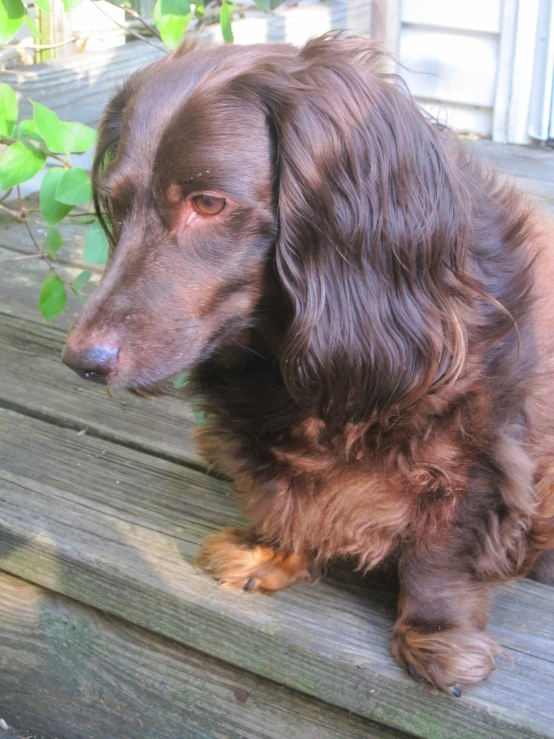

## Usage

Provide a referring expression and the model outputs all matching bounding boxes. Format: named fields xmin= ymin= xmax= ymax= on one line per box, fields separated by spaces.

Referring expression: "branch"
xmin=91 ymin=0 xmax=168 ymax=52
xmin=18 ymin=187 xmax=63 ymax=281
xmin=110 ymin=2 xmax=163 ymax=41
xmin=0 ymin=203 xmax=24 ymax=221
xmin=0 ymin=253 xmax=47 ymax=261
xmin=0 ymin=136 xmax=73 ymax=168
xmin=0 ymin=37 xmax=77 ymax=50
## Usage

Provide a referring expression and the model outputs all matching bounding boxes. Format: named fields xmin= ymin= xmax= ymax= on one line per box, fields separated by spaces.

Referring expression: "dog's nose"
xmin=62 ymin=344 xmax=119 ymax=384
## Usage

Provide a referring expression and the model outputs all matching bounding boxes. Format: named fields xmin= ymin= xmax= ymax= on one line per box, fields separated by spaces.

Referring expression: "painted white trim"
xmin=507 ymin=0 xmax=541 ymax=144
xmin=528 ymin=0 xmax=554 ymax=140
xmin=492 ymin=0 xmax=518 ymax=142
xmin=401 ymin=0 xmax=503 ymax=34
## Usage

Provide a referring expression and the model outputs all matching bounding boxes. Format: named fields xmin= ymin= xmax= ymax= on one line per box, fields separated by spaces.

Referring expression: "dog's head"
xmin=63 ymin=34 xmax=471 ymax=423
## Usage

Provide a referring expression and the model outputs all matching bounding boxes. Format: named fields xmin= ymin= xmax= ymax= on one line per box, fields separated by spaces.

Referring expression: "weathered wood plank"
xmin=470 ymin=140 xmax=554 ymax=183
xmin=0 ymin=210 xmax=93 ymax=268
xmin=0 ymin=246 xmax=91 ymax=329
xmin=0 ymin=0 xmax=372 ymax=127
xmin=0 ymin=312 xmax=200 ymax=467
xmin=0 ymin=571 xmax=401 ymax=739
xmin=0 ymin=42 xmax=166 ymax=126
xmin=461 ymin=142 xmax=554 ymax=218
xmin=0 ymin=408 xmax=553 ymax=739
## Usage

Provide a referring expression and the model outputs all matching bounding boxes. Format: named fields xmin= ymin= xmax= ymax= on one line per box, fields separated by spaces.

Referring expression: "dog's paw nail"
xmin=244 ymin=578 xmax=256 ymax=592
xmin=450 ymin=686 xmax=462 ymax=698
xmin=407 ymin=665 xmax=423 ymax=683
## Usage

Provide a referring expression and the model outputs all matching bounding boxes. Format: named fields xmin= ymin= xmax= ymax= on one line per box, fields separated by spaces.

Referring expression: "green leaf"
xmin=253 ymin=0 xmax=282 ymax=9
xmin=72 ymin=269 xmax=92 ymax=293
xmin=40 ymin=167 xmax=74 ymax=225
xmin=64 ymin=122 xmax=96 ymax=153
xmin=193 ymin=0 xmax=203 ymax=17
xmin=24 ymin=9 xmax=41 ymax=38
xmin=172 ymin=371 xmax=189 ymax=389
xmin=13 ymin=118 xmax=43 ymax=143
xmin=55 ymin=166 xmax=92 ymax=205
xmin=220 ymin=0 xmax=235 ymax=43
xmin=0 ymin=141 xmax=46 ymax=189
xmin=31 ymin=101 xmax=72 ymax=154
xmin=0 ymin=0 xmax=24 ymax=45
xmin=84 ymin=220 xmax=109 ymax=265
xmin=42 ymin=227 xmax=62 ymax=259
xmin=62 ymin=0 xmax=84 ymax=10
xmin=32 ymin=103 xmax=96 ymax=154
xmin=153 ymin=0 xmax=191 ymax=49
xmin=39 ymin=274 xmax=66 ymax=322
xmin=0 ymin=83 xmax=17 ymax=138
xmin=34 ymin=0 xmax=51 ymax=11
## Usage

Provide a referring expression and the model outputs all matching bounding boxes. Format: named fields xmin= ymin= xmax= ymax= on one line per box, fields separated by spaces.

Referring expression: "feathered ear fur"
xmin=92 ymin=81 xmax=137 ymax=250
xmin=235 ymin=34 xmax=474 ymax=424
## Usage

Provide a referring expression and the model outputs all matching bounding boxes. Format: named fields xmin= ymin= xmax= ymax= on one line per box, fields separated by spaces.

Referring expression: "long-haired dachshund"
xmin=62 ymin=34 xmax=554 ymax=695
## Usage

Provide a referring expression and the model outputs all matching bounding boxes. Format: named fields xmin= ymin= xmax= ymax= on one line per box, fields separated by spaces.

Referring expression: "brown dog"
xmin=62 ymin=34 xmax=554 ymax=695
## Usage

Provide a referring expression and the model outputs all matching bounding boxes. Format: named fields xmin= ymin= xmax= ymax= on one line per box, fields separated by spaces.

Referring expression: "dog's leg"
xmin=390 ymin=557 xmax=502 ymax=694
xmin=196 ymin=527 xmax=315 ymax=594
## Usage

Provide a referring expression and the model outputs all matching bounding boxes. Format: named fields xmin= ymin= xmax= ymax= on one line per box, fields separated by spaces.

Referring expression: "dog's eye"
xmin=192 ymin=194 xmax=226 ymax=216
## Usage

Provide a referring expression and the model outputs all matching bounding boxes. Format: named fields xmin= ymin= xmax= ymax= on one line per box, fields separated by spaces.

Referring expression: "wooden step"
xmin=0 ymin=312 xmax=200 ymax=467
xmin=1 ymin=405 xmax=554 ymax=738
xmin=3 ymin=140 xmax=554 ymax=738
xmin=0 ymin=571 xmax=399 ymax=739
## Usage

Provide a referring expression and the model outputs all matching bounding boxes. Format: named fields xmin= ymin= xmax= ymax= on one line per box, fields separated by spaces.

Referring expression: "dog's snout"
xmin=62 ymin=343 xmax=119 ymax=384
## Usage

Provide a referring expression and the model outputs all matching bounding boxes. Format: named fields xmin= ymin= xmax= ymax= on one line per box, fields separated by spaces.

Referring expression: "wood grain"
xmin=0 ymin=408 xmax=553 ymax=738
xmin=0 ymin=42 xmax=166 ymax=126
xmin=470 ymin=140 xmax=554 ymax=182
xmin=0 ymin=211 xmax=95 ymax=267
xmin=0 ymin=312 xmax=201 ymax=467
xmin=0 ymin=244 xmax=90 ymax=330
xmin=2 ymin=125 xmax=554 ymax=738
xmin=0 ymin=571 xmax=401 ymax=739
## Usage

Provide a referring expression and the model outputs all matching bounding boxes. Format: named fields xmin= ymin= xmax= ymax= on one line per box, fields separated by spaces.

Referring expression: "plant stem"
xmin=51 ymin=152 xmax=73 ymax=167
xmin=0 ymin=253 xmax=47 ymax=261
xmin=0 ymin=136 xmax=73 ymax=168
xmin=16 ymin=185 xmax=27 ymax=218
xmin=91 ymin=0 xmax=167 ymax=52
xmin=0 ymin=37 xmax=77 ymax=50
xmin=22 ymin=210 xmax=63 ymax=281
xmin=109 ymin=2 xmax=163 ymax=41
xmin=0 ymin=203 xmax=24 ymax=221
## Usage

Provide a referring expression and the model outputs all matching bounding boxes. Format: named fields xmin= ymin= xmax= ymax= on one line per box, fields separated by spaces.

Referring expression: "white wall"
xmin=395 ymin=0 xmax=549 ymax=144
xmin=397 ymin=0 xmax=503 ymax=137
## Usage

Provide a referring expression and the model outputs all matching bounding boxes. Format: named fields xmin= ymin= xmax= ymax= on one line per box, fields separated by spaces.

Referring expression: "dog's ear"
xmin=240 ymin=35 xmax=473 ymax=423
xmin=92 ymin=81 xmax=137 ymax=248
xmin=92 ymin=67 xmax=157 ymax=250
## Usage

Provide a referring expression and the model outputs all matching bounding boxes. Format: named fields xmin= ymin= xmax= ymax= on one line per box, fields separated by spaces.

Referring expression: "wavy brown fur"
xmin=63 ymin=34 xmax=554 ymax=693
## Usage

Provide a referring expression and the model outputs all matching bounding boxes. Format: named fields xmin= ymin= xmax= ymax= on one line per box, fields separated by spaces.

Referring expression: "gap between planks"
xmin=0 ymin=311 xmax=203 ymax=470
xmin=0 ymin=571 xmax=405 ymax=739
xmin=0 ymin=407 xmax=553 ymax=739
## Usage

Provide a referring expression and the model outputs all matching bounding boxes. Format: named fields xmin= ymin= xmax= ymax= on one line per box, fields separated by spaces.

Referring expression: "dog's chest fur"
xmin=196 ymin=411 xmax=471 ymax=568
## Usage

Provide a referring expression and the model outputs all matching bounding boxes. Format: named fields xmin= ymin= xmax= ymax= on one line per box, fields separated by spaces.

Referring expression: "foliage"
xmin=0 ymin=81 xmax=99 ymax=321
xmin=153 ymin=0 xmax=192 ymax=48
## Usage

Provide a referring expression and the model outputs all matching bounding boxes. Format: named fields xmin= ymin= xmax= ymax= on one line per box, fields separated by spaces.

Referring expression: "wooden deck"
xmin=1 ymin=141 xmax=554 ymax=739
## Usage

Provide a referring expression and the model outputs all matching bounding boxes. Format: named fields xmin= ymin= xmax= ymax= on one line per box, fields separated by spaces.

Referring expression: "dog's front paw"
xmin=391 ymin=623 xmax=503 ymax=695
xmin=196 ymin=527 xmax=314 ymax=594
